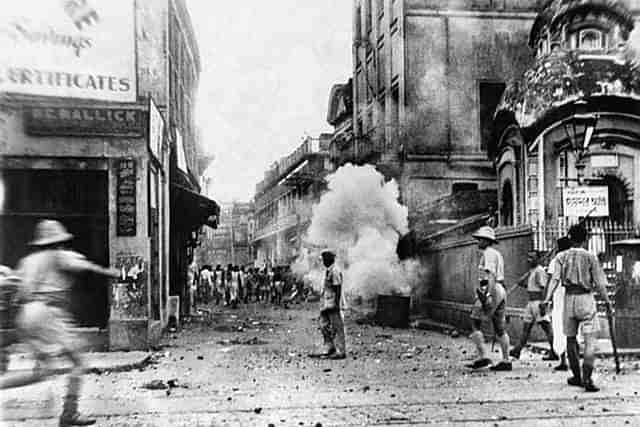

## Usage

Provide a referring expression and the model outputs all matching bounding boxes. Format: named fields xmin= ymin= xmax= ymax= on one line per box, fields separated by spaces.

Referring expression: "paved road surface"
xmin=3 ymin=302 xmax=640 ymax=426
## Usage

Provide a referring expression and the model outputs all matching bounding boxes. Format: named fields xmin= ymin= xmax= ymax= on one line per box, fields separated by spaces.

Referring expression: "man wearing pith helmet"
xmin=310 ymin=249 xmax=346 ymax=359
xmin=467 ymin=226 xmax=512 ymax=371
xmin=2 ymin=220 xmax=118 ymax=426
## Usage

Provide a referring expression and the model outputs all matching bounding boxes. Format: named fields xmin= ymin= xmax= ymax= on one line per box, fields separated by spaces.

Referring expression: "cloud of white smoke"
xmin=295 ymin=163 xmax=425 ymax=305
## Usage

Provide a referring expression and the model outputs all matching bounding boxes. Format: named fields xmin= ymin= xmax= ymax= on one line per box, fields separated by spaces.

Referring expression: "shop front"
xmin=0 ymin=99 xmax=171 ymax=350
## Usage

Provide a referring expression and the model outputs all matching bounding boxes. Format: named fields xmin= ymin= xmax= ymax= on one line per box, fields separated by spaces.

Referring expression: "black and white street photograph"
xmin=2 ymin=1 xmax=640 ymax=426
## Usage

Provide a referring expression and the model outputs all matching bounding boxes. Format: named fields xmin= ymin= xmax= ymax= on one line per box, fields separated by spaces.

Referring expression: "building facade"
xmin=493 ymin=0 xmax=640 ymax=235
xmin=253 ymin=135 xmax=333 ymax=267
xmin=197 ymin=201 xmax=253 ymax=267
xmin=348 ymin=0 xmax=548 ymax=224
xmin=0 ymin=0 xmax=218 ymax=350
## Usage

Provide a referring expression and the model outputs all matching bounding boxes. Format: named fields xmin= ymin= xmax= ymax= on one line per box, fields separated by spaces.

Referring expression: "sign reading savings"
xmin=563 ymin=186 xmax=609 ymax=218
xmin=0 ymin=0 xmax=136 ymax=102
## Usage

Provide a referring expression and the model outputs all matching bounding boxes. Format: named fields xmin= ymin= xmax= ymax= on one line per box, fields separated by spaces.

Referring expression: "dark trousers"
xmin=320 ymin=309 xmax=346 ymax=355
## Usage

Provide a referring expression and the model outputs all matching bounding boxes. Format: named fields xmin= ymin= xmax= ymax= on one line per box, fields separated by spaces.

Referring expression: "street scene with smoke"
xmin=3 ymin=1 xmax=640 ymax=426
xmin=293 ymin=164 xmax=424 ymax=306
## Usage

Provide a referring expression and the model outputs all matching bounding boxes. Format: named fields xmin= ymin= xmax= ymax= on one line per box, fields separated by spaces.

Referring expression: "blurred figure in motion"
xmin=0 ymin=220 xmax=118 ymax=426
xmin=0 ymin=265 xmax=22 ymax=373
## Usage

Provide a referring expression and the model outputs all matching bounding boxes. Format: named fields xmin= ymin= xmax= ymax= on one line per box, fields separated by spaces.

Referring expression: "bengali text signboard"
xmin=563 ymin=186 xmax=609 ymax=218
xmin=0 ymin=0 xmax=136 ymax=101
xmin=117 ymin=159 xmax=136 ymax=236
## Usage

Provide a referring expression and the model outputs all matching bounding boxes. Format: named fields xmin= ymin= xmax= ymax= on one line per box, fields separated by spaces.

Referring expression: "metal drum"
xmin=376 ymin=294 xmax=410 ymax=328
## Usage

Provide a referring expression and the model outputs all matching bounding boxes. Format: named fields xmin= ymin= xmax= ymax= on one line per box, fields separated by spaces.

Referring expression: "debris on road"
xmin=142 ymin=380 xmax=167 ymax=390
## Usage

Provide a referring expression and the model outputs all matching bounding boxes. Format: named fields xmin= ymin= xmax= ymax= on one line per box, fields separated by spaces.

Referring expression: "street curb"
xmin=410 ymin=317 xmax=459 ymax=335
xmin=87 ymin=353 xmax=153 ymax=375
xmin=6 ymin=353 xmax=153 ymax=376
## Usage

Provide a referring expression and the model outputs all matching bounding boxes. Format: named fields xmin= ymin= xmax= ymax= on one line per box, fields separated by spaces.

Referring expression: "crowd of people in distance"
xmin=188 ymin=262 xmax=309 ymax=311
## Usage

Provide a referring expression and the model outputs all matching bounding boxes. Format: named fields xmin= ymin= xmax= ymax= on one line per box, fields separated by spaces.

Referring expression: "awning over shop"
xmin=171 ymin=183 xmax=219 ymax=230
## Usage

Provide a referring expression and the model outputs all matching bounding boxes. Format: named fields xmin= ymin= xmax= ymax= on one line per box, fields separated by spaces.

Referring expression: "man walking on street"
xmin=509 ymin=251 xmax=558 ymax=361
xmin=310 ymin=250 xmax=346 ymax=360
xmin=544 ymin=224 xmax=613 ymax=392
xmin=214 ymin=265 xmax=224 ymax=305
xmin=547 ymin=237 xmax=573 ymax=371
xmin=1 ymin=220 xmax=119 ymax=426
xmin=467 ymin=226 xmax=512 ymax=371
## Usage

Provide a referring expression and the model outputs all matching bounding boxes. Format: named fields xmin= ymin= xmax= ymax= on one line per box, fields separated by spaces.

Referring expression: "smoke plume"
xmin=295 ymin=163 xmax=424 ymax=305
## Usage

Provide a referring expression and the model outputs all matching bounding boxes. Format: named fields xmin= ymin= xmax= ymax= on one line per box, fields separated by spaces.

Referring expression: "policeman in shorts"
xmin=467 ymin=226 xmax=512 ymax=371
xmin=544 ymin=224 xmax=612 ymax=392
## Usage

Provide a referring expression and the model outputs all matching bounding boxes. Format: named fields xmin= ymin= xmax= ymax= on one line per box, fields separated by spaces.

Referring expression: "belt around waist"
xmin=564 ymin=286 xmax=591 ymax=295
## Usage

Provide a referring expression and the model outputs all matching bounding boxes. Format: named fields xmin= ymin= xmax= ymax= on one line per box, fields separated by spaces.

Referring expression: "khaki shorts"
xmin=564 ymin=293 xmax=598 ymax=337
xmin=471 ymin=299 xmax=506 ymax=336
xmin=523 ymin=300 xmax=551 ymax=324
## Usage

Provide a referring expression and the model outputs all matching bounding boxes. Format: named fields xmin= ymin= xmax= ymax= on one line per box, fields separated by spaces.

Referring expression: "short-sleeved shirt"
xmin=200 ymin=269 xmax=213 ymax=286
xmin=527 ymin=265 xmax=548 ymax=293
xmin=551 ymin=247 xmax=607 ymax=293
xmin=321 ymin=264 xmax=343 ymax=311
xmin=17 ymin=249 xmax=100 ymax=308
xmin=479 ymin=247 xmax=504 ymax=283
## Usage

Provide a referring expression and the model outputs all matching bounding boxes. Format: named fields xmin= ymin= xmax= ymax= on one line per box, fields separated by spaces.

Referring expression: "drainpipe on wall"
xmin=444 ymin=16 xmax=452 ymax=163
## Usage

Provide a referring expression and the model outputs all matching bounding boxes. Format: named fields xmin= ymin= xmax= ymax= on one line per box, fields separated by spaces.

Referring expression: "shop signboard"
xmin=0 ymin=0 xmax=136 ymax=102
xmin=24 ymin=106 xmax=145 ymax=137
xmin=117 ymin=159 xmax=137 ymax=236
xmin=563 ymin=186 xmax=609 ymax=218
xmin=149 ymin=98 xmax=164 ymax=162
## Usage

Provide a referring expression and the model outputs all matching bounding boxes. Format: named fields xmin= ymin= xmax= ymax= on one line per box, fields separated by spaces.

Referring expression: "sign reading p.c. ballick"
xmin=117 ymin=159 xmax=136 ymax=236
xmin=25 ymin=106 xmax=145 ymax=137
xmin=563 ymin=186 xmax=609 ymax=218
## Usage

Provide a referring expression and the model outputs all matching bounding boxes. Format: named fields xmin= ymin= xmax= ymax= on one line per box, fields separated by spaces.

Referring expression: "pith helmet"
xmin=30 ymin=220 xmax=73 ymax=246
xmin=472 ymin=226 xmax=498 ymax=243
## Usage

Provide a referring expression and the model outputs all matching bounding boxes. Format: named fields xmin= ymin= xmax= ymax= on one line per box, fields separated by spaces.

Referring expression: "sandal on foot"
xmin=465 ymin=358 xmax=492 ymax=369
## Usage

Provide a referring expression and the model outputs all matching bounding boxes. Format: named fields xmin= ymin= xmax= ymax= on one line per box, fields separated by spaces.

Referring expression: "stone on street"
xmin=3 ymin=303 xmax=640 ymax=426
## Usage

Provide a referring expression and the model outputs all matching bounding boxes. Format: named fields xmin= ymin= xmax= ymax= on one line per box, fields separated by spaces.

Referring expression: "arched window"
xmin=501 ymin=180 xmax=514 ymax=226
xmin=589 ymin=175 xmax=632 ymax=225
xmin=569 ymin=28 xmax=606 ymax=51
xmin=580 ymin=29 xmax=603 ymax=50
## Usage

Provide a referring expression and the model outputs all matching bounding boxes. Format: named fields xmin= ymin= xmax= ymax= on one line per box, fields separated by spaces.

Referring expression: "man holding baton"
xmin=543 ymin=224 xmax=613 ymax=392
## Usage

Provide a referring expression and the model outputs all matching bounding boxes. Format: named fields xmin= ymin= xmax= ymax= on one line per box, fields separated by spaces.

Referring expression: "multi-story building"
xmin=348 ymin=0 xmax=547 ymax=224
xmin=253 ymin=135 xmax=333 ymax=266
xmin=197 ymin=202 xmax=254 ymax=267
xmin=0 ymin=0 xmax=218 ymax=350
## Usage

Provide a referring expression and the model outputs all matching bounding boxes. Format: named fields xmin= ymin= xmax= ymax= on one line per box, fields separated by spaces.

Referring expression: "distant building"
xmin=197 ymin=202 xmax=253 ymax=267
xmin=252 ymin=135 xmax=333 ymax=266
xmin=347 ymin=0 xmax=548 ymax=226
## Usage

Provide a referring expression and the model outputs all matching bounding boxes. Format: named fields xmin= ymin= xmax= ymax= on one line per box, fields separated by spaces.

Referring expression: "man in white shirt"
xmin=467 ymin=226 xmax=512 ymax=371
xmin=310 ymin=250 xmax=346 ymax=360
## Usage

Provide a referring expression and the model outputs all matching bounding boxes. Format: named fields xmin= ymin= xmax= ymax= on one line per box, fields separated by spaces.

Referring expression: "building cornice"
xmin=405 ymin=9 xmax=538 ymax=20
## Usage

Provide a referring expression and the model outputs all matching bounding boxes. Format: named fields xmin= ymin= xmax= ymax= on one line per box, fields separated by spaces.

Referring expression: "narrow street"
xmin=3 ymin=302 xmax=640 ymax=426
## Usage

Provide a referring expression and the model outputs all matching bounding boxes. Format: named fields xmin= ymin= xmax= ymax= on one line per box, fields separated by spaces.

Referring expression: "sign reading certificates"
xmin=563 ymin=186 xmax=609 ymax=217
xmin=0 ymin=0 xmax=136 ymax=102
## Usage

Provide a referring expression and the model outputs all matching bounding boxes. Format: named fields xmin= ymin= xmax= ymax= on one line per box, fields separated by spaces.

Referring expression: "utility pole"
xmin=230 ymin=204 xmax=235 ymax=265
